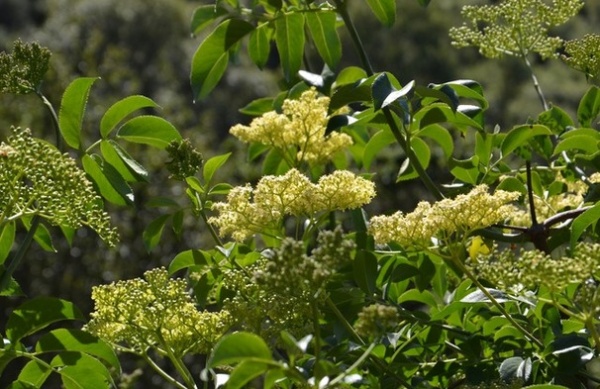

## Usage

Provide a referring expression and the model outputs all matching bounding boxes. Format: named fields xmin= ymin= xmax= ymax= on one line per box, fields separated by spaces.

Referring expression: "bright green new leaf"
xmin=365 ymin=0 xmax=396 ymax=27
xmin=249 ymin=24 xmax=271 ymax=69
xmin=577 ymin=86 xmax=600 ymax=127
xmin=305 ymin=11 xmax=341 ymax=69
xmin=500 ymin=125 xmax=552 ymax=159
xmin=240 ymin=97 xmax=275 ymax=116
xmin=168 ymin=249 xmax=212 ymax=274
xmin=6 ymin=297 xmax=84 ymax=342
xmin=571 ymin=203 xmax=600 ymax=248
xmin=36 ymin=330 xmax=120 ymax=373
xmin=51 ymin=351 xmax=113 ymax=389
xmin=207 ymin=332 xmax=272 ymax=368
xmin=191 ymin=19 xmax=254 ymax=100
xmin=226 ymin=360 xmax=272 ymax=389
xmin=58 ymin=77 xmax=99 ymax=150
xmin=418 ymin=124 xmax=454 ymax=159
xmin=0 ymin=277 xmax=24 ymax=296
xmin=553 ymin=135 xmax=600 ymax=156
xmin=0 ymin=221 xmax=15 ymax=265
xmin=190 ymin=4 xmax=226 ymax=36
xmin=17 ymin=359 xmax=51 ymax=388
xmin=100 ymin=140 xmax=148 ymax=182
xmin=275 ymin=13 xmax=305 ymax=81
xmin=143 ymin=214 xmax=170 ymax=252
xmin=117 ymin=115 xmax=181 ymax=149
xmin=82 ymin=154 xmax=130 ymax=206
xmin=363 ymin=129 xmax=395 ymax=170
xmin=203 ymin=152 xmax=231 ymax=186
xmin=100 ymin=95 xmax=159 ymax=138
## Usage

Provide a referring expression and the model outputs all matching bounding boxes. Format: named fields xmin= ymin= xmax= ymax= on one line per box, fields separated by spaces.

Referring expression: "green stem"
xmin=453 ymin=258 xmax=544 ymax=349
xmin=156 ymin=331 xmax=198 ymax=389
xmin=0 ymin=215 xmax=41 ymax=291
xmin=335 ymin=0 xmax=444 ymax=201
xmin=36 ymin=91 xmax=63 ymax=151
xmin=140 ymin=351 xmax=188 ymax=389
xmin=196 ymin=193 xmax=223 ymax=247
xmin=327 ymin=343 xmax=376 ymax=387
xmin=310 ymin=297 xmax=322 ymax=367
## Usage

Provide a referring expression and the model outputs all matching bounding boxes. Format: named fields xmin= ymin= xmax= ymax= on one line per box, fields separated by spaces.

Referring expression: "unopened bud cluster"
xmin=85 ymin=268 xmax=231 ymax=356
xmin=354 ymin=304 xmax=400 ymax=340
xmin=0 ymin=127 xmax=118 ymax=246
xmin=0 ymin=39 xmax=51 ymax=94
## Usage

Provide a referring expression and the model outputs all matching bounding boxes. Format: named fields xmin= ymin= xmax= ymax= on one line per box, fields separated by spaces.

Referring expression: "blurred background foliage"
xmin=0 ymin=0 xmax=597 ymax=386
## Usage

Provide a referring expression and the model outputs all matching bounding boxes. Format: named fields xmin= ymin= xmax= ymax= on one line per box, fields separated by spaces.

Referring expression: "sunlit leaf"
xmin=100 ymin=95 xmax=159 ymax=138
xmin=58 ymin=77 xmax=99 ymax=150
xmin=275 ymin=13 xmax=305 ymax=81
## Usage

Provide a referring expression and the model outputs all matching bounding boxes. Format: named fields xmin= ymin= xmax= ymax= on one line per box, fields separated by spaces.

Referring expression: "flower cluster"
xmin=562 ymin=34 xmax=600 ymax=84
xmin=230 ymin=88 xmax=353 ymax=165
xmin=354 ymin=304 xmax=400 ymax=340
xmin=165 ymin=139 xmax=203 ymax=181
xmin=369 ymin=185 xmax=519 ymax=247
xmin=85 ymin=268 xmax=231 ymax=356
xmin=0 ymin=39 xmax=51 ymax=94
xmin=0 ymin=127 xmax=118 ymax=246
xmin=470 ymin=243 xmax=600 ymax=292
xmin=508 ymin=174 xmax=592 ymax=226
xmin=449 ymin=0 xmax=584 ymax=59
xmin=223 ymin=228 xmax=354 ymax=342
xmin=209 ymin=168 xmax=375 ymax=241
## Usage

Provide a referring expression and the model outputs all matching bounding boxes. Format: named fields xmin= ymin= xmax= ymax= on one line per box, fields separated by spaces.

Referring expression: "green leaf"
xmin=0 ymin=277 xmax=24 ymax=296
xmin=51 ymin=351 xmax=113 ymax=389
xmin=275 ymin=12 xmax=305 ymax=81
xmin=35 ymin=329 xmax=120 ymax=373
xmin=397 ymin=137 xmax=430 ymax=181
xmin=59 ymin=77 xmax=99 ymax=150
xmin=203 ymin=152 xmax=231 ymax=186
xmin=571 ymin=203 xmax=600 ymax=248
xmin=117 ymin=115 xmax=181 ymax=149
xmin=538 ymin=105 xmax=574 ymax=134
xmin=82 ymin=154 xmax=129 ymax=206
xmin=100 ymin=140 xmax=149 ymax=182
xmin=100 ymin=95 xmax=159 ymax=138
xmin=365 ymin=0 xmax=396 ymax=26
xmin=169 ymin=249 xmax=212 ymax=274
xmin=499 ymin=357 xmax=532 ymax=383
xmin=6 ymin=297 xmax=84 ymax=343
xmin=353 ymin=250 xmax=377 ymax=295
xmin=143 ymin=214 xmax=171 ymax=252
xmin=191 ymin=19 xmax=254 ymax=100
xmin=305 ymin=11 xmax=341 ymax=70
xmin=17 ymin=359 xmax=52 ymax=388
xmin=6 ymin=381 xmax=39 ymax=389
xmin=363 ymin=129 xmax=395 ymax=170
xmin=417 ymin=124 xmax=454 ymax=159
xmin=500 ymin=124 xmax=552 ymax=159
xmin=208 ymin=182 xmax=233 ymax=195
xmin=371 ymin=72 xmax=407 ymax=111
xmin=239 ymin=97 xmax=275 ymax=116
xmin=21 ymin=217 xmax=55 ymax=252
xmin=461 ymin=288 xmax=509 ymax=303
xmin=497 ymin=177 xmax=527 ymax=195
xmin=577 ymin=86 xmax=600 ymax=127
xmin=249 ymin=24 xmax=271 ymax=69
xmin=553 ymin=135 xmax=600 ymax=156
xmin=207 ymin=332 xmax=272 ymax=368
xmin=190 ymin=4 xmax=226 ymax=36
xmin=226 ymin=360 xmax=271 ymax=389
xmin=0 ymin=221 xmax=15 ymax=265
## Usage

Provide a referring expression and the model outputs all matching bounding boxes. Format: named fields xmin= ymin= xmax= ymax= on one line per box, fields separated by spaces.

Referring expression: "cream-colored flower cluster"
xmin=209 ymin=168 xmax=375 ymax=241
xmin=470 ymin=243 xmax=600 ymax=292
xmin=85 ymin=268 xmax=231 ymax=357
xmin=450 ymin=0 xmax=583 ymax=59
xmin=0 ymin=127 xmax=118 ymax=246
xmin=369 ymin=185 xmax=519 ymax=247
xmin=230 ymin=88 xmax=353 ymax=165
xmin=509 ymin=174 xmax=594 ymax=226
